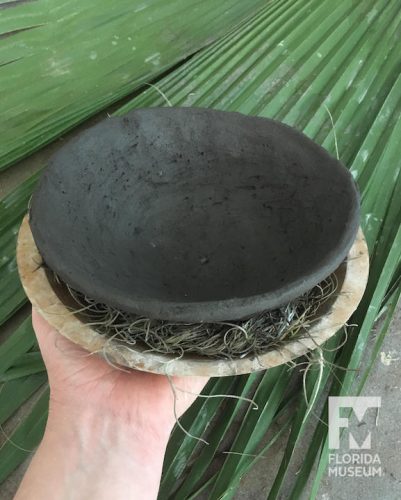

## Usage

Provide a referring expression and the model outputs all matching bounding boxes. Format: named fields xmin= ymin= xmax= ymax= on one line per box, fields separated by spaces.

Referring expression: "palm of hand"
xmin=32 ymin=309 xmax=208 ymax=436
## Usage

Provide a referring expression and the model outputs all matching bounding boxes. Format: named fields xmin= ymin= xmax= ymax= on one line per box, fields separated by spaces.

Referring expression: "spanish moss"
xmin=50 ymin=269 xmax=338 ymax=360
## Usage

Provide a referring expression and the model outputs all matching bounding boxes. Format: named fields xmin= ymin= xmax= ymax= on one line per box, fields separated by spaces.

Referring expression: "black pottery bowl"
xmin=29 ymin=107 xmax=359 ymax=322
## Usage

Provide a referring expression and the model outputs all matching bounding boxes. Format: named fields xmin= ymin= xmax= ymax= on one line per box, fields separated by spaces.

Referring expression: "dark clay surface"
xmin=29 ymin=107 xmax=360 ymax=322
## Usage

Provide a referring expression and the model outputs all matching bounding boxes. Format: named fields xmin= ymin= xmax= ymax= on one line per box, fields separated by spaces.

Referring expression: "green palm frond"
xmin=0 ymin=0 xmax=265 ymax=171
xmin=1 ymin=0 xmax=400 ymax=496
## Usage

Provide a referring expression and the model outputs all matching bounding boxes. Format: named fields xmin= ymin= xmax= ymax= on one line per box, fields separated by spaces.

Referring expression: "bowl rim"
xmin=17 ymin=215 xmax=369 ymax=377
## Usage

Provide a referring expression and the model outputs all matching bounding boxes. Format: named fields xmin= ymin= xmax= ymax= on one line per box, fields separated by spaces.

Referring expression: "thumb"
xmin=31 ymin=307 xmax=84 ymax=372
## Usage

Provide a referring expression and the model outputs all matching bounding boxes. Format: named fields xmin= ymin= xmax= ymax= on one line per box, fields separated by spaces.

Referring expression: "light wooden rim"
xmin=17 ymin=215 xmax=369 ymax=376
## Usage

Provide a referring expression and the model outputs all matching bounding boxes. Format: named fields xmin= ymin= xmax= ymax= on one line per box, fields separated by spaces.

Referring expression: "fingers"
xmin=175 ymin=376 xmax=210 ymax=396
xmin=31 ymin=307 xmax=59 ymax=361
xmin=170 ymin=375 xmax=210 ymax=417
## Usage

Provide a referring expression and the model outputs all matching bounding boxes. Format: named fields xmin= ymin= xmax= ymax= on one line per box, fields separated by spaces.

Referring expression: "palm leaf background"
xmin=1 ymin=0 xmax=401 ymax=497
xmin=0 ymin=0 xmax=265 ymax=170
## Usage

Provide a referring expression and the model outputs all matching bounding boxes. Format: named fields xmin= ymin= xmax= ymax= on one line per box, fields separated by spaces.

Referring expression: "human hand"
xmin=32 ymin=308 xmax=208 ymax=438
xmin=15 ymin=308 xmax=208 ymax=500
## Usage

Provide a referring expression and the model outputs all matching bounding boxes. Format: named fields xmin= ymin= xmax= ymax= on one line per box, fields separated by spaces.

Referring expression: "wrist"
xmin=25 ymin=400 xmax=171 ymax=500
xmin=46 ymin=397 xmax=172 ymax=453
